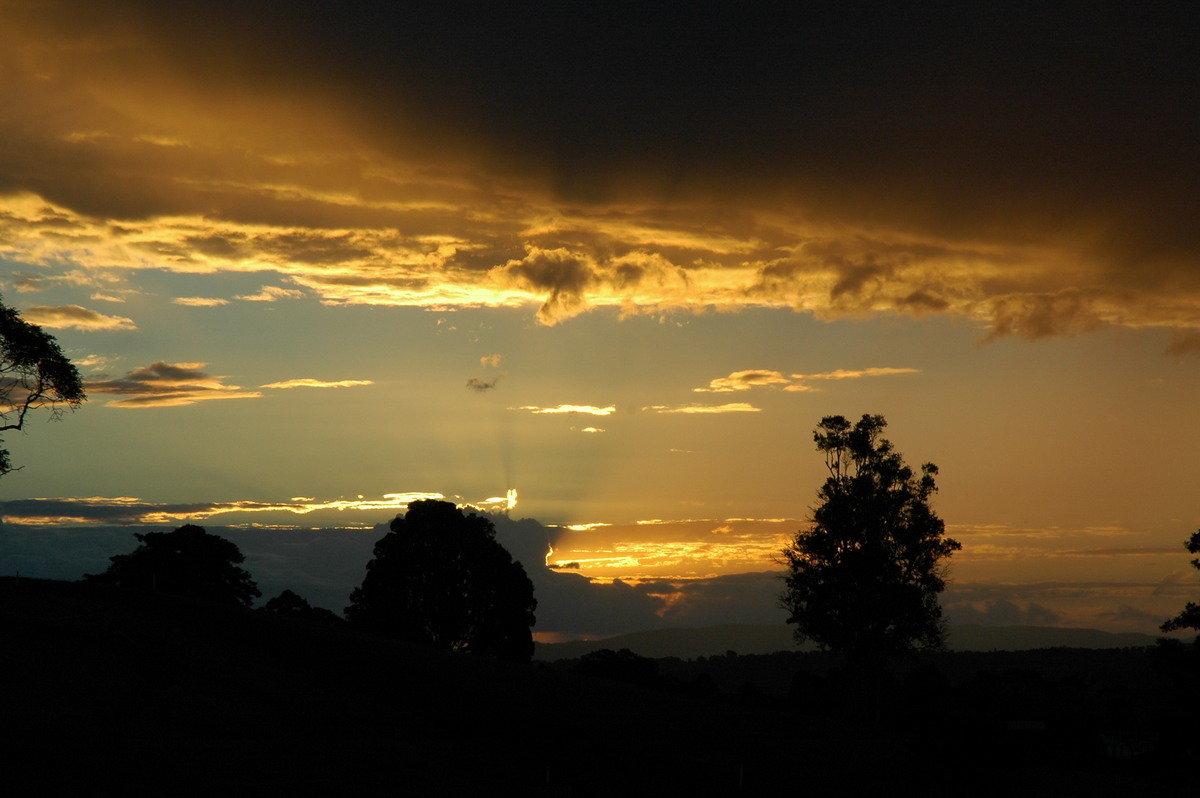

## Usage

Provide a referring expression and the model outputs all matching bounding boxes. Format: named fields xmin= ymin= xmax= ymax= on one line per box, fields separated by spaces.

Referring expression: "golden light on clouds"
xmin=514 ymin=405 xmax=617 ymax=416
xmin=172 ymin=297 xmax=230 ymax=307
xmin=694 ymin=366 xmax=920 ymax=394
xmin=5 ymin=177 xmax=1200 ymax=338
xmin=643 ymin=403 xmax=761 ymax=414
xmin=695 ymin=369 xmax=793 ymax=392
xmin=546 ymin=518 xmax=793 ymax=580
xmin=235 ymin=286 xmax=305 ymax=302
xmin=2 ymin=4 xmax=1198 ymax=343
xmin=20 ymin=305 xmax=137 ymax=331
xmin=0 ymin=491 xmax=505 ymax=526
xmin=260 ymin=378 xmax=374 ymax=390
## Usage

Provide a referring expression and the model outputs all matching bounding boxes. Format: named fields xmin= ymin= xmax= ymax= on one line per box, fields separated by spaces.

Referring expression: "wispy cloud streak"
xmin=261 ymin=378 xmax=373 ymax=389
xmin=86 ymin=362 xmax=261 ymax=407
xmin=513 ymin=404 xmax=616 ymax=416
xmin=20 ymin=305 xmax=136 ymax=331
xmin=643 ymin=403 xmax=760 ymax=414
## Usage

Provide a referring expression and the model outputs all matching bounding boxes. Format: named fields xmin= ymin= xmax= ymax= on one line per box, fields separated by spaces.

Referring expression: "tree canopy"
xmin=262 ymin=589 xmax=342 ymax=624
xmin=1160 ymin=530 xmax=1200 ymax=635
xmin=0 ymin=296 xmax=85 ymax=477
xmin=85 ymin=524 xmax=260 ymax=607
xmin=345 ymin=500 xmax=537 ymax=662
xmin=781 ymin=414 xmax=961 ymax=671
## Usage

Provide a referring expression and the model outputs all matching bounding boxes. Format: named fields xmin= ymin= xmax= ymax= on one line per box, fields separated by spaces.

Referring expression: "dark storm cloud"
xmin=11 ymin=3 xmax=1195 ymax=231
xmin=493 ymin=248 xmax=596 ymax=326
xmin=0 ymin=497 xmax=238 ymax=525
xmin=4 ymin=2 xmax=1199 ymax=336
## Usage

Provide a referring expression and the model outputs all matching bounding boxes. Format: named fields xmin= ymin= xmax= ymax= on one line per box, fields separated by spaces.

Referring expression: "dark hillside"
xmin=1 ymin=578 xmax=1191 ymax=796
xmin=0 ymin=578 xmax=811 ymax=795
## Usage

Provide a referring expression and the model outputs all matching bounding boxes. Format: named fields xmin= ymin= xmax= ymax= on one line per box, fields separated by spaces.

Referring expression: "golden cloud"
xmin=0 ymin=492 xmax=453 ymax=525
xmin=643 ymin=403 xmax=760 ymax=414
xmin=172 ymin=297 xmax=229 ymax=307
xmin=694 ymin=369 xmax=792 ymax=393
xmin=260 ymin=378 xmax=374 ymax=389
xmin=19 ymin=305 xmax=136 ymax=331
xmin=235 ymin=285 xmax=305 ymax=302
xmin=514 ymin=404 xmax=616 ymax=416
xmin=693 ymin=365 xmax=920 ymax=394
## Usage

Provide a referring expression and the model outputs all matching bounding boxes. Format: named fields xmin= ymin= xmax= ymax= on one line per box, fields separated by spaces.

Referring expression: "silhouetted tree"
xmin=345 ymin=500 xmax=536 ymax=662
xmin=781 ymin=415 xmax=960 ymax=716
xmin=262 ymin=589 xmax=342 ymax=624
xmin=85 ymin=524 xmax=260 ymax=607
xmin=1161 ymin=530 xmax=1200 ymax=635
xmin=0 ymin=296 xmax=85 ymax=477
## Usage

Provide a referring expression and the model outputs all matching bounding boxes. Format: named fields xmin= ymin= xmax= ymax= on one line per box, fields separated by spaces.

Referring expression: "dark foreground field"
xmin=1 ymin=578 xmax=1193 ymax=796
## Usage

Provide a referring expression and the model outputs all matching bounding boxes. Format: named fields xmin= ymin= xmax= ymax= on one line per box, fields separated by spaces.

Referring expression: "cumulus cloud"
xmin=513 ymin=404 xmax=616 ymax=416
xmin=261 ymin=378 xmax=374 ymax=389
xmin=490 ymin=247 xmax=596 ymax=325
xmin=19 ymin=305 xmax=136 ymax=331
xmin=86 ymin=361 xmax=262 ymax=407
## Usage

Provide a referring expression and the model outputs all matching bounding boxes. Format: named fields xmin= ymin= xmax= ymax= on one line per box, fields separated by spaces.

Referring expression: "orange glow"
xmin=546 ymin=519 xmax=794 ymax=580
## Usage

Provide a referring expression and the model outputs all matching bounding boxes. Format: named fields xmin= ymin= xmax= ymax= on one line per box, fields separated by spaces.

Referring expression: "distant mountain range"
xmin=534 ymin=623 xmax=1161 ymax=660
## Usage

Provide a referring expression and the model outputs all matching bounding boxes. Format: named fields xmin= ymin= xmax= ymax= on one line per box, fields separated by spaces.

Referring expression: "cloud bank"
xmin=1 ymin=4 xmax=1196 ymax=346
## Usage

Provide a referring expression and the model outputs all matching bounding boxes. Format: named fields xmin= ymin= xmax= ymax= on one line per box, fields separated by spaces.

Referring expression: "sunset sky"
xmin=2 ymin=2 xmax=1199 ymax=640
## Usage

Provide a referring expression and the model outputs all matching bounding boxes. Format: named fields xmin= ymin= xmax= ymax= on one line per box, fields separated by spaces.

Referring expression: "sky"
xmin=2 ymin=1 xmax=1199 ymax=641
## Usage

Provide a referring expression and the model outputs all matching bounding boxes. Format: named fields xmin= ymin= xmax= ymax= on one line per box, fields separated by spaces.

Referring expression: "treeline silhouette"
xmin=9 ymin=491 xmax=1198 ymax=794
xmin=83 ymin=502 xmax=537 ymax=662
